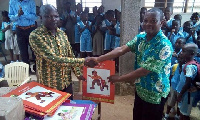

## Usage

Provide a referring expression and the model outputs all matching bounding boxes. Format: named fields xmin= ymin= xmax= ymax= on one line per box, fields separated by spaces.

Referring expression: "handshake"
xmin=84 ymin=57 xmax=99 ymax=68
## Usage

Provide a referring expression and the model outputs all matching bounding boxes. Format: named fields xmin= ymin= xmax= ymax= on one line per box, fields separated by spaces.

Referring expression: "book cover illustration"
xmin=2 ymin=81 xmax=71 ymax=115
xmin=87 ymin=68 xmax=110 ymax=95
xmin=19 ymin=86 xmax=61 ymax=107
xmin=44 ymin=103 xmax=95 ymax=120
xmin=83 ymin=60 xmax=115 ymax=104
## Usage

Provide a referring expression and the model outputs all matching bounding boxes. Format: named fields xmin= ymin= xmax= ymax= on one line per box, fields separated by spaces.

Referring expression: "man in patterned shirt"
xmin=29 ymin=5 xmax=85 ymax=100
xmin=85 ymin=8 xmax=173 ymax=120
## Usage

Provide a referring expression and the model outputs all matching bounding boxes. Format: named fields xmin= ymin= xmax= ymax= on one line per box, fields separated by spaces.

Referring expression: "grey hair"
xmin=40 ymin=4 xmax=57 ymax=16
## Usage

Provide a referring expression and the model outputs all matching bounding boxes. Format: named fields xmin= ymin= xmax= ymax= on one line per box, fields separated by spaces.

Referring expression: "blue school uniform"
xmin=171 ymin=64 xmax=181 ymax=90
xmin=193 ymin=21 xmax=200 ymax=32
xmin=167 ymin=31 xmax=184 ymax=49
xmin=176 ymin=64 xmax=198 ymax=116
xmin=171 ymin=49 xmax=182 ymax=65
xmin=103 ymin=19 xmax=115 ymax=50
xmin=179 ymin=27 xmax=183 ymax=32
xmin=182 ymin=31 xmax=197 ymax=43
xmin=167 ymin=18 xmax=175 ymax=28
xmin=75 ymin=15 xmax=81 ymax=43
xmin=78 ymin=21 xmax=92 ymax=52
xmin=114 ymin=21 xmax=120 ymax=48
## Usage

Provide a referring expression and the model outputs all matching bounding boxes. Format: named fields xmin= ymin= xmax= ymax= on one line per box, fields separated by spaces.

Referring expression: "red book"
xmin=83 ymin=60 xmax=115 ymax=104
xmin=3 ymin=81 xmax=71 ymax=115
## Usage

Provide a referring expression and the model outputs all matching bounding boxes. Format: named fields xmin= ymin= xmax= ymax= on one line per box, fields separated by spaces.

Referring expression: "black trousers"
xmin=62 ymin=83 xmax=73 ymax=100
xmin=16 ymin=26 xmax=36 ymax=64
xmin=133 ymin=92 xmax=167 ymax=120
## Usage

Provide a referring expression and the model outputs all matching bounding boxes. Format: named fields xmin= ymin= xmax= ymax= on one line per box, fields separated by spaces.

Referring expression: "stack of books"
xmin=2 ymin=81 xmax=71 ymax=119
xmin=43 ymin=102 xmax=96 ymax=120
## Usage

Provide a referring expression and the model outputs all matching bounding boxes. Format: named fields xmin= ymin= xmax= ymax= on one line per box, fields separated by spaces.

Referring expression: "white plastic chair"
xmin=0 ymin=62 xmax=31 ymax=87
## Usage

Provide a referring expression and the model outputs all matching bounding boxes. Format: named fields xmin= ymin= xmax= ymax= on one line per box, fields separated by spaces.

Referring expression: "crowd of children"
xmin=156 ymin=6 xmax=200 ymax=120
xmin=60 ymin=3 xmax=121 ymax=58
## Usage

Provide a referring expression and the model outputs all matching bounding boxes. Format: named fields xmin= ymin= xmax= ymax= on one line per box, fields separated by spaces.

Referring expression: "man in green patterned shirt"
xmin=85 ymin=8 xmax=173 ymax=120
xmin=29 ymin=4 xmax=85 ymax=100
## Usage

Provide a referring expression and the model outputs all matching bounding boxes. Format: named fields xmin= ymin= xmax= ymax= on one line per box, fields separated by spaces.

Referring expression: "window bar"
xmin=192 ymin=0 xmax=195 ymax=12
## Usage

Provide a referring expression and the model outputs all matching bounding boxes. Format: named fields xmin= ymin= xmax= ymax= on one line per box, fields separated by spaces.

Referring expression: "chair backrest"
xmin=4 ymin=62 xmax=29 ymax=87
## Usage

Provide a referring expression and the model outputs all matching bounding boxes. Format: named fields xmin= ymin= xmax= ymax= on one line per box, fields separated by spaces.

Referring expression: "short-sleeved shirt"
xmin=176 ymin=64 xmax=198 ymax=93
xmin=167 ymin=31 xmax=184 ymax=49
xmin=182 ymin=31 xmax=197 ymax=43
xmin=167 ymin=18 xmax=175 ymax=28
xmin=126 ymin=30 xmax=173 ymax=104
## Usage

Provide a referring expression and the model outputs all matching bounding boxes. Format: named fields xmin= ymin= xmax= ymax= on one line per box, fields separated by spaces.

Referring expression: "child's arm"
xmin=186 ymin=30 xmax=196 ymax=42
xmin=88 ymin=22 xmax=92 ymax=33
xmin=168 ymin=29 xmax=174 ymax=40
xmin=93 ymin=25 xmax=98 ymax=34
xmin=70 ymin=14 xmax=76 ymax=25
xmin=177 ymin=77 xmax=192 ymax=102
xmin=177 ymin=64 xmax=197 ymax=102
xmin=101 ymin=21 xmax=108 ymax=32
xmin=2 ymin=25 xmax=10 ymax=33
xmin=78 ymin=24 xmax=86 ymax=33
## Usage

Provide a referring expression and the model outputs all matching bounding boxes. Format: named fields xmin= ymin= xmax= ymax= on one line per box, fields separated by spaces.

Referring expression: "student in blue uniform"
xmin=114 ymin=9 xmax=121 ymax=49
xmin=174 ymin=14 xmax=183 ymax=32
xmin=168 ymin=20 xmax=184 ymax=49
xmin=177 ymin=43 xmax=199 ymax=120
xmin=171 ymin=37 xmax=186 ymax=65
xmin=102 ymin=10 xmax=115 ymax=54
xmin=78 ymin=12 xmax=92 ymax=58
xmin=182 ymin=21 xmax=197 ymax=43
xmin=74 ymin=3 xmax=83 ymax=57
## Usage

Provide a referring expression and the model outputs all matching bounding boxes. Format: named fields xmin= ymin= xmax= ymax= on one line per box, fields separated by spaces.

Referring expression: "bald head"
xmin=147 ymin=7 xmax=164 ymax=21
xmin=184 ymin=43 xmax=198 ymax=55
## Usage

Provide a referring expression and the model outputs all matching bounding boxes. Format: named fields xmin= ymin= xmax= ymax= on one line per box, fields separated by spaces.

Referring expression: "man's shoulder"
xmin=136 ymin=32 xmax=146 ymax=39
xmin=30 ymin=27 xmax=45 ymax=36
xmin=155 ymin=32 xmax=173 ymax=51
xmin=24 ymin=0 xmax=35 ymax=2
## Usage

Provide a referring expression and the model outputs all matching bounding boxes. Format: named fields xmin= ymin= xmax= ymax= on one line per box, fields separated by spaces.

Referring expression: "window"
xmin=76 ymin=0 xmax=102 ymax=13
xmin=145 ymin=0 xmax=200 ymax=13
xmin=42 ymin=0 xmax=57 ymax=8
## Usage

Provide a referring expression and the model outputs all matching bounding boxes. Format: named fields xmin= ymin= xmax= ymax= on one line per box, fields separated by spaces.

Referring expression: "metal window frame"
xmin=76 ymin=0 xmax=102 ymax=13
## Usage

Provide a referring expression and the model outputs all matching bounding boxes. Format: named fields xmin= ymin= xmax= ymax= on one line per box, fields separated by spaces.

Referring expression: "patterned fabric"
xmin=126 ymin=30 xmax=173 ymax=104
xmin=29 ymin=26 xmax=84 ymax=90
xmin=9 ymin=0 xmax=37 ymax=26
